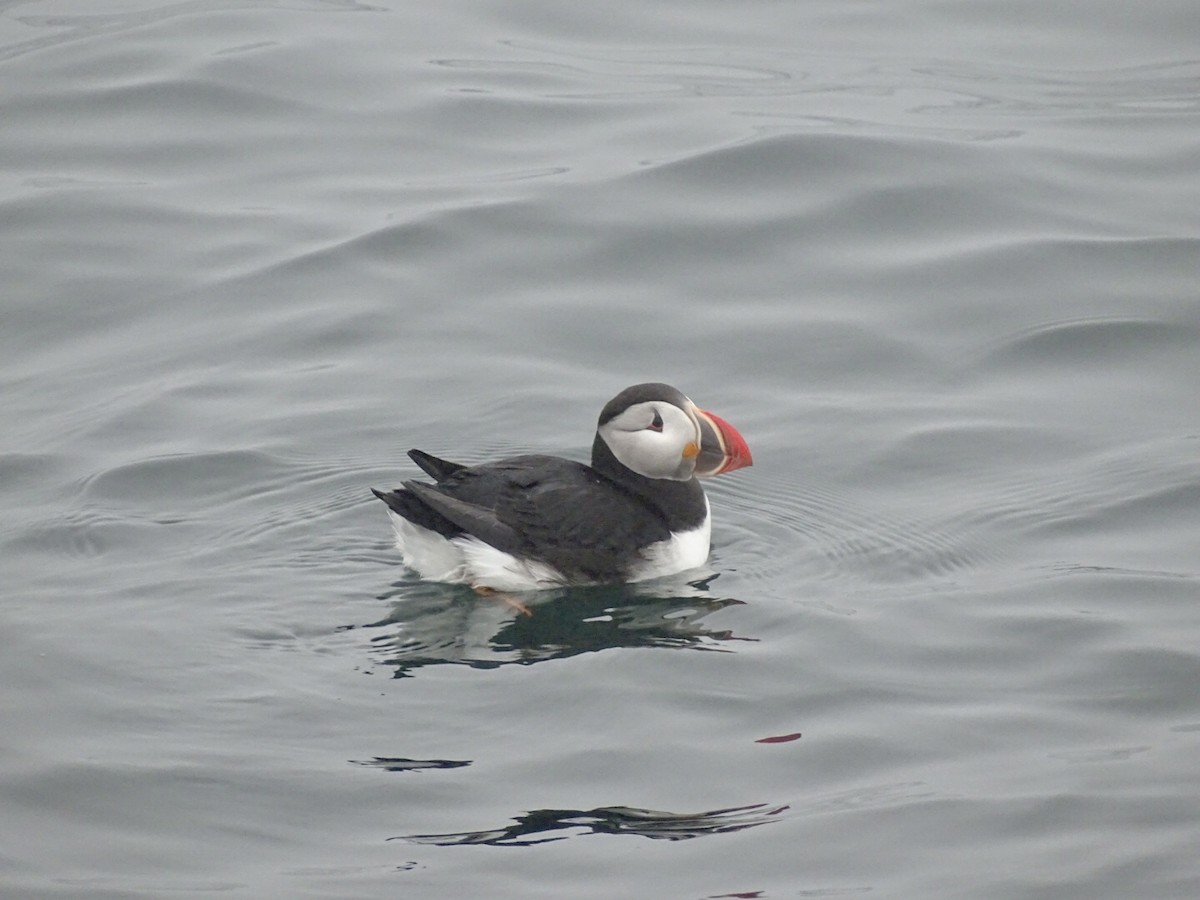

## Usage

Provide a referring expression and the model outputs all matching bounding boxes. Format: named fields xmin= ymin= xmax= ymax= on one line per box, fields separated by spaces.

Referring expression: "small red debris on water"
xmin=754 ymin=732 xmax=802 ymax=744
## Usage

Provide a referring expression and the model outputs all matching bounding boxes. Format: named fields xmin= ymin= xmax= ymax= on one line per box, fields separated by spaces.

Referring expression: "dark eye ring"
xmin=648 ymin=411 xmax=663 ymax=432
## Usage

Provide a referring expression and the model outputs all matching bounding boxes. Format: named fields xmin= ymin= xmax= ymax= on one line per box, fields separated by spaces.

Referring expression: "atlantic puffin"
xmin=371 ymin=383 xmax=752 ymax=591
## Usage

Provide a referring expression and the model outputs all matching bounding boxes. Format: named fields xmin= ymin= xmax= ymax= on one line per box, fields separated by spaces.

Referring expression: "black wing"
xmin=393 ymin=455 xmax=672 ymax=582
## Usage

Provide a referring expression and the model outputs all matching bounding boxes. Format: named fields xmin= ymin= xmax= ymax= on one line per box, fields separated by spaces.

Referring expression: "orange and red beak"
xmin=692 ymin=407 xmax=753 ymax=477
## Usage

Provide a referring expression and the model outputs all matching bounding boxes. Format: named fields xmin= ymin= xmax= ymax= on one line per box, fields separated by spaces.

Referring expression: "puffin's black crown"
xmin=596 ymin=382 xmax=690 ymax=426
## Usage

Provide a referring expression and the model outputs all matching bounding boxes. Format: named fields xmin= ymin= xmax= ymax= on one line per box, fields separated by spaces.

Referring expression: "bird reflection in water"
xmin=391 ymin=801 xmax=789 ymax=846
xmin=355 ymin=573 xmax=755 ymax=678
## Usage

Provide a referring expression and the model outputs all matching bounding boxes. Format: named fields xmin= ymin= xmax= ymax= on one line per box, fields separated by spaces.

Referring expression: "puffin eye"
xmin=647 ymin=411 xmax=663 ymax=432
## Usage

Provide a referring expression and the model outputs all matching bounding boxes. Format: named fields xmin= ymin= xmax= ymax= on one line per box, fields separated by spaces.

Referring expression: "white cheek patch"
xmin=602 ymin=402 xmax=700 ymax=481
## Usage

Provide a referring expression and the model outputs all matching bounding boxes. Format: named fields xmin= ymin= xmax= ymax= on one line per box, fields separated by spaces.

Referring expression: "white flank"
xmin=455 ymin=538 xmax=568 ymax=591
xmin=387 ymin=510 xmax=567 ymax=590
xmin=388 ymin=512 xmax=468 ymax=583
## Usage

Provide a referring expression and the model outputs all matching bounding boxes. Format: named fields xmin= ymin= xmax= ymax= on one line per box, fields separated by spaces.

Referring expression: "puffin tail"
xmin=371 ymin=486 xmax=462 ymax=538
xmin=408 ymin=448 xmax=466 ymax=482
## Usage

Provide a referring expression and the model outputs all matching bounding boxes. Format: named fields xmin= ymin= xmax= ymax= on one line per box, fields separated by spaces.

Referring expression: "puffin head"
xmin=596 ymin=383 xmax=753 ymax=482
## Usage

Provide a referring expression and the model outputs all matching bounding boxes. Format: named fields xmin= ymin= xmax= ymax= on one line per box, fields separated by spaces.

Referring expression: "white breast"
xmin=627 ymin=496 xmax=712 ymax=583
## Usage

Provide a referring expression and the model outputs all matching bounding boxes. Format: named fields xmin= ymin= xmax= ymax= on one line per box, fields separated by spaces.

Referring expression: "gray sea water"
xmin=3 ymin=1 xmax=1199 ymax=897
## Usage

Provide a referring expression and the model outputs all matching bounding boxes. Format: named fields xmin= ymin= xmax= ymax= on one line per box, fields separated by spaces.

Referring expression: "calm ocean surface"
xmin=3 ymin=1 xmax=1199 ymax=897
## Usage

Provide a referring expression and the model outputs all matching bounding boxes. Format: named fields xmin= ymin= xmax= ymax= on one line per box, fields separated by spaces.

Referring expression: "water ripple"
xmin=714 ymin=472 xmax=991 ymax=587
xmin=973 ymin=315 xmax=1199 ymax=372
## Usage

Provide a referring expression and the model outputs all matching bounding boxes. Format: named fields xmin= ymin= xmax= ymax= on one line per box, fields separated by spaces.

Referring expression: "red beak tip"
xmin=698 ymin=407 xmax=753 ymax=474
